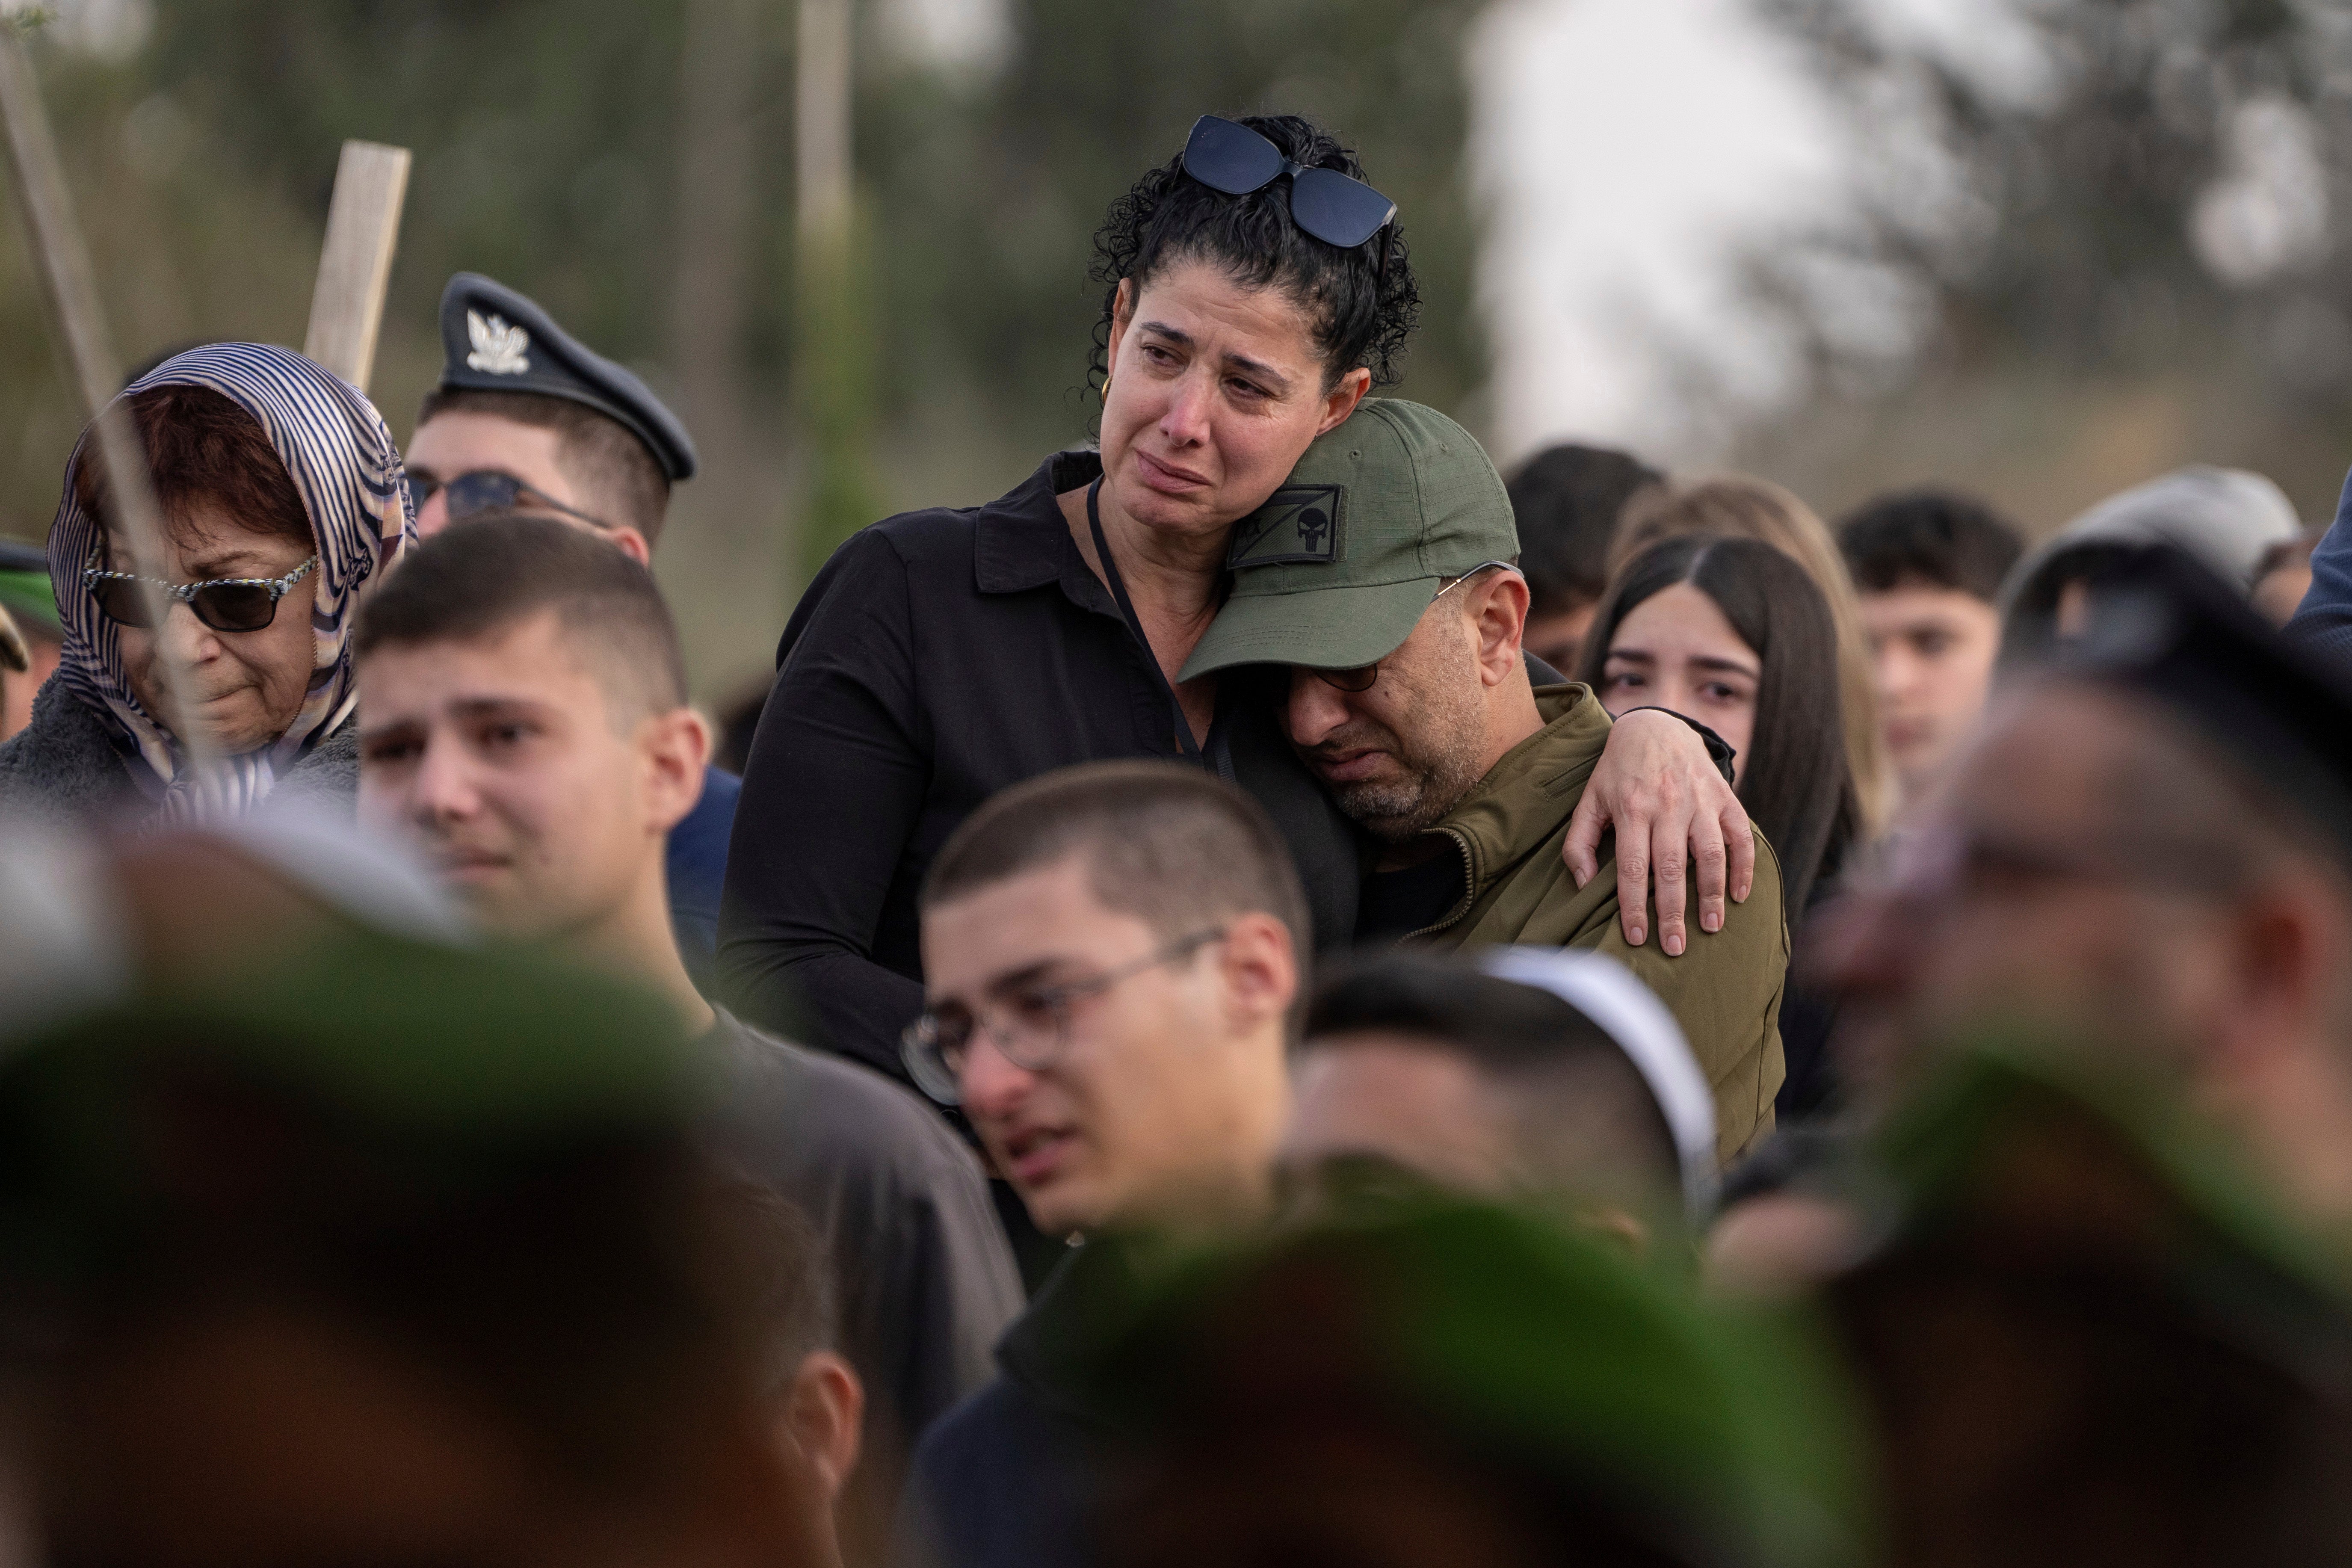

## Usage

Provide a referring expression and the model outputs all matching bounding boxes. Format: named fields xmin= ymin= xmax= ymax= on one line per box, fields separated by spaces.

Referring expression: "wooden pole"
xmin=302 ymin=139 xmax=411 ymax=392
xmin=0 ymin=18 xmax=215 ymax=773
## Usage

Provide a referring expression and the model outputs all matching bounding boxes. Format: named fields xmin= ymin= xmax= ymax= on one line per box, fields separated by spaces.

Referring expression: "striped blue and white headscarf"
xmin=45 ymin=343 xmax=415 ymax=823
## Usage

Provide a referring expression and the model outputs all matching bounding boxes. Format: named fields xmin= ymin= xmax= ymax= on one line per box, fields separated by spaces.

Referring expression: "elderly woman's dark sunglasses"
xmin=85 ymin=555 xmax=318 ymax=633
xmin=1181 ymin=116 xmax=1399 ymax=276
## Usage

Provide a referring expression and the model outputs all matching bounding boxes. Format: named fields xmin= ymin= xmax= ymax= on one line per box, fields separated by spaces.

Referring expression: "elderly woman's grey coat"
xmin=0 ymin=674 xmax=358 ymax=825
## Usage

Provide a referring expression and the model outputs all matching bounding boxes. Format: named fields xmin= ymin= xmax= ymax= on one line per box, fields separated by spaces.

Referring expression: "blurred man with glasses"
xmin=1713 ymin=551 xmax=2352 ymax=1296
xmin=403 ymin=272 xmax=741 ymax=988
xmin=899 ymin=758 xmax=1306 ymax=1568
xmin=1180 ymin=401 xmax=1788 ymax=1164
xmin=350 ymin=516 xmax=1021 ymax=1547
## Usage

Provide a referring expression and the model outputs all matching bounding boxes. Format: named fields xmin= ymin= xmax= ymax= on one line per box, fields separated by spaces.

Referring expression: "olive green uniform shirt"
xmin=1403 ymin=686 xmax=1789 ymax=1163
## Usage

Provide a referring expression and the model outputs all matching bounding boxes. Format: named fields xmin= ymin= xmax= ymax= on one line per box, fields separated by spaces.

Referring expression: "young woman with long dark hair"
xmin=1579 ymin=535 xmax=1860 ymax=1120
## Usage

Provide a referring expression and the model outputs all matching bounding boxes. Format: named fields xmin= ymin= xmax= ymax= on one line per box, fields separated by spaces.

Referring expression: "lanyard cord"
xmin=1088 ymin=477 xmax=1205 ymax=765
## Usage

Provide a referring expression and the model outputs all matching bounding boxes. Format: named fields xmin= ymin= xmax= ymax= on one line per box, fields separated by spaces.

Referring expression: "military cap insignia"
xmin=1227 ymin=484 xmax=1345 ymax=568
xmin=465 ymin=310 xmax=531 ymax=376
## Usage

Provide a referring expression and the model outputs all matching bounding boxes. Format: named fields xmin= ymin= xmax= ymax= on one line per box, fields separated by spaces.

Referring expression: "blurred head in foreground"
xmin=1503 ymin=442 xmax=1665 ymax=669
xmin=1837 ymin=489 xmax=2023 ymax=803
xmin=1825 ymin=1047 xmax=2352 ymax=1568
xmin=911 ymin=760 xmax=1305 ymax=1240
xmin=1281 ymin=947 xmax=1715 ymax=1237
xmin=1816 ymin=548 xmax=2352 ymax=1225
xmin=1090 ymin=1199 xmax=1868 ymax=1568
xmin=0 ymin=937 xmax=842 ymax=1568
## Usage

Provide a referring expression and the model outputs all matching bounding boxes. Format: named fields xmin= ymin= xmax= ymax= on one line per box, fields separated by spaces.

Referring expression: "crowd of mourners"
xmin=6 ymin=109 xmax=2352 ymax=1568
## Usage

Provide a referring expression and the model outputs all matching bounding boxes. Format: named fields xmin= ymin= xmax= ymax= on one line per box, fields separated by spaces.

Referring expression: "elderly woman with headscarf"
xmin=0 ymin=343 xmax=411 ymax=827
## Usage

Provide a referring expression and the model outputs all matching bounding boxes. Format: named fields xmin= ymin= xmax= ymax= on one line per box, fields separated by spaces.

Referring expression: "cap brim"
xmin=1180 ymin=576 xmax=1440 ymax=681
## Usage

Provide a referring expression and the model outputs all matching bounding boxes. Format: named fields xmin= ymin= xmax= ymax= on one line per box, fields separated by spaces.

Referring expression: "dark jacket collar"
xmin=994 ymin=1231 xmax=1157 ymax=1425
xmin=974 ymin=449 xmax=1104 ymax=598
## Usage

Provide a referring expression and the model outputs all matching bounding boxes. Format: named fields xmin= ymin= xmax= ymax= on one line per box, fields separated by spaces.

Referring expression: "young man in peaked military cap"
xmin=1181 ymin=402 xmax=1788 ymax=1164
xmin=405 ymin=272 xmax=738 ymax=987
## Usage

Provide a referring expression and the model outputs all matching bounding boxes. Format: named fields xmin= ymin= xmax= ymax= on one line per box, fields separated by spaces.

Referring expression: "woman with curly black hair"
xmin=720 ymin=113 xmax=1740 ymax=1097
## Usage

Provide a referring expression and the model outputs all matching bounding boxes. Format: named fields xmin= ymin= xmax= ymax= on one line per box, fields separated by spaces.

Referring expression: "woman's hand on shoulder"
xmin=1563 ymin=708 xmax=1754 ymax=956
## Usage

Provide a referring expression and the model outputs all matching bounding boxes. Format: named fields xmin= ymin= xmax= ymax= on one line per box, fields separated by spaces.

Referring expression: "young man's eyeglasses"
xmin=405 ymin=470 xmax=614 ymax=533
xmin=84 ymin=555 xmax=319 ymax=633
xmin=1305 ymin=561 xmax=1519 ymax=693
xmin=901 ymin=927 xmax=1227 ymax=1105
xmin=1181 ymin=116 xmax=1399 ymax=286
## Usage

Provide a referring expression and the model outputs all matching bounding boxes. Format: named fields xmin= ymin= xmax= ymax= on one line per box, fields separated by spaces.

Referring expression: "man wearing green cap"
xmin=1182 ymin=401 xmax=1788 ymax=1162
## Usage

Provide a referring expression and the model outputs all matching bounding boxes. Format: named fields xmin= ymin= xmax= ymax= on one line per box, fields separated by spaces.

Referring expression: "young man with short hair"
xmin=1181 ymin=401 xmax=1787 ymax=1163
xmin=1835 ymin=488 xmax=2023 ymax=803
xmin=351 ymin=516 xmax=1022 ymax=1502
xmin=405 ymin=272 xmax=739 ymax=985
xmin=899 ymin=759 xmax=1307 ymax=1568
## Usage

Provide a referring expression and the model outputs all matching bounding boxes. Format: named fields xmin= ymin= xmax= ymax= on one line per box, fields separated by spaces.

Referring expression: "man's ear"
xmin=610 ymin=528 xmax=654 ymax=568
xmin=2213 ymin=873 xmax=2343 ymax=1071
xmin=779 ymin=1352 xmax=864 ymax=1503
xmin=1218 ymin=910 xmax=1298 ymax=1034
xmin=1470 ymin=571 xmax=1531 ymax=686
xmin=642 ymin=707 xmax=712 ymax=835
xmin=1317 ymin=365 xmax=1372 ymax=435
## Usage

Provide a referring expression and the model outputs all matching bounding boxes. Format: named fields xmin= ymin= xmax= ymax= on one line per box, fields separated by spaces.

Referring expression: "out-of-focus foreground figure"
xmin=1813 ymin=548 xmax=2352 ymax=1238
xmin=1823 ymin=1049 xmax=2352 ymax=1568
xmin=0 ymin=931 xmax=845 ymax=1568
xmin=1088 ymin=1200 xmax=1871 ymax=1568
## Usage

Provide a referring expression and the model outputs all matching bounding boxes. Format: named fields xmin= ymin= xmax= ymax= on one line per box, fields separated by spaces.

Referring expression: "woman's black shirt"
xmin=718 ymin=450 xmax=1360 ymax=1081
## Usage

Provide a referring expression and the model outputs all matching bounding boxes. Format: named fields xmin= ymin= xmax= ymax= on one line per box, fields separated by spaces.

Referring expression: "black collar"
xmin=974 ymin=449 xmax=1104 ymax=596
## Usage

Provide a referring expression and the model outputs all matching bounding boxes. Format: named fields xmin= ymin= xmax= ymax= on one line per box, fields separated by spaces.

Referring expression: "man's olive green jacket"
xmin=1406 ymin=686 xmax=1788 ymax=1163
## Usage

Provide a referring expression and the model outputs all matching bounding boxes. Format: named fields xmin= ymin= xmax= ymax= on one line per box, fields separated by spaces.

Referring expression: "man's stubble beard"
xmin=1320 ymin=638 xmax=1490 ymax=844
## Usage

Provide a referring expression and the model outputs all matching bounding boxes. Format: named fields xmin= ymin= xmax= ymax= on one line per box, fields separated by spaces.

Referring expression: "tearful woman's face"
xmin=1098 ymin=258 xmax=1369 ymax=546
xmin=107 ymin=497 xmax=319 ymax=755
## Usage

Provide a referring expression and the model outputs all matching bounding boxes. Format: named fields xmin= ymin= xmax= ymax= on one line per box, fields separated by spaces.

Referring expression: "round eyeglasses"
xmin=1299 ymin=561 xmax=1520 ymax=694
xmin=900 ymin=927 xmax=1226 ymax=1105
xmin=84 ymin=555 xmax=319 ymax=634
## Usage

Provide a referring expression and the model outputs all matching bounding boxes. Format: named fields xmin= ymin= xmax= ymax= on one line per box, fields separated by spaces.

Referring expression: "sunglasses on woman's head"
xmin=403 ymin=470 xmax=613 ymax=533
xmin=85 ymin=554 xmax=319 ymax=633
xmin=1181 ymin=116 xmax=1399 ymax=283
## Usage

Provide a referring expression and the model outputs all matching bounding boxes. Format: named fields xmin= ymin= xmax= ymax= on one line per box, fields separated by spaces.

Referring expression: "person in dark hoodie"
xmin=0 ymin=343 xmax=412 ymax=828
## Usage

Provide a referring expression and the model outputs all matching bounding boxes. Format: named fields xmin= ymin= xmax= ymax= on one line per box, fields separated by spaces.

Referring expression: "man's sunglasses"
xmin=85 ymin=555 xmax=318 ymax=633
xmin=404 ymin=470 xmax=613 ymax=533
xmin=1181 ymin=115 xmax=1399 ymax=283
